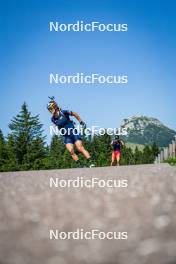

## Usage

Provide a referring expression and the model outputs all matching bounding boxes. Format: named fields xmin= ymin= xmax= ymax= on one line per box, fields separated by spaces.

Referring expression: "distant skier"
xmin=47 ymin=97 xmax=94 ymax=168
xmin=111 ymin=135 xmax=125 ymax=166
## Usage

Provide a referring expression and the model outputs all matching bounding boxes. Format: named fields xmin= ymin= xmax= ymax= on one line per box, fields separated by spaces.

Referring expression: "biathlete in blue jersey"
xmin=47 ymin=97 xmax=94 ymax=168
xmin=111 ymin=135 xmax=125 ymax=166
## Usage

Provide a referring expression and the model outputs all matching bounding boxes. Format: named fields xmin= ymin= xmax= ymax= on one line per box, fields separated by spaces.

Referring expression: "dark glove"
xmin=80 ymin=120 xmax=86 ymax=129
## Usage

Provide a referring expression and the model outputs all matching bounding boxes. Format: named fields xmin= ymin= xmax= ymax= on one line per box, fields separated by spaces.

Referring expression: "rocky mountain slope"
xmin=121 ymin=116 xmax=176 ymax=147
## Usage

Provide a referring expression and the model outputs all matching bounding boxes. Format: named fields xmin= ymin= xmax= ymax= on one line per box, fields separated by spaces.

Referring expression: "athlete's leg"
xmin=75 ymin=140 xmax=90 ymax=159
xmin=111 ymin=152 xmax=116 ymax=166
xmin=65 ymin=143 xmax=79 ymax=161
xmin=116 ymin=152 xmax=120 ymax=166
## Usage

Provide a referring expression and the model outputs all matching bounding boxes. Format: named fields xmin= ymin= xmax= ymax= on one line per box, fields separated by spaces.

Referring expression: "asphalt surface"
xmin=0 ymin=164 xmax=176 ymax=264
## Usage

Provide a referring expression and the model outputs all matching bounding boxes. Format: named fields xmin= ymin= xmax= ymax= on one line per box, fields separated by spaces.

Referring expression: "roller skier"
xmin=47 ymin=97 xmax=94 ymax=168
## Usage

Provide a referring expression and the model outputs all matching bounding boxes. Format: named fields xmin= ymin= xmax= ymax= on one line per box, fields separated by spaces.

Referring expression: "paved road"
xmin=0 ymin=164 xmax=176 ymax=264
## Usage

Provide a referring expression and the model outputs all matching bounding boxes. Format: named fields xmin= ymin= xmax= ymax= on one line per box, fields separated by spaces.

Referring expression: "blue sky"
xmin=0 ymin=0 xmax=176 ymax=142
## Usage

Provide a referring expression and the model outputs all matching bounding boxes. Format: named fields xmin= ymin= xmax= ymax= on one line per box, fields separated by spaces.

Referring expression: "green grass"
xmin=164 ymin=158 xmax=176 ymax=166
xmin=126 ymin=142 xmax=145 ymax=152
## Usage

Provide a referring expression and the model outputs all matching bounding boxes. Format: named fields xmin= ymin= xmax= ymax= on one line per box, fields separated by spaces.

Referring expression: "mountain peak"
xmin=121 ymin=116 xmax=176 ymax=147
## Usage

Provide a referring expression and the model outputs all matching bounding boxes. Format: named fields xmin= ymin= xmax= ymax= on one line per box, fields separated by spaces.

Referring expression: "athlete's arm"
xmin=120 ymin=140 xmax=125 ymax=147
xmin=70 ymin=111 xmax=86 ymax=128
xmin=71 ymin=111 xmax=82 ymax=122
xmin=111 ymin=140 xmax=114 ymax=146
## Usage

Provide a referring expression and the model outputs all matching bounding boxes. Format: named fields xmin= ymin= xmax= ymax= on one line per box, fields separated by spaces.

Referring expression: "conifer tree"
xmin=0 ymin=129 xmax=7 ymax=171
xmin=134 ymin=146 xmax=143 ymax=164
xmin=48 ymin=135 xmax=66 ymax=168
xmin=5 ymin=134 xmax=18 ymax=171
xmin=142 ymin=145 xmax=152 ymax=164
xmin=151 ymin=143 xmax=160 ymax=157
xmin=8 ymin=102 xmax=46 ymax=170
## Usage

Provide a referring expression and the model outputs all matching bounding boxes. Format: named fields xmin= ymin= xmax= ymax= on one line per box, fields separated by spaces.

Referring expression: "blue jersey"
xmin=51 ymin=110 xmax=74 ymax=131
xmin=111 ymin=140 xmax=121 ymax=151
xmin=51 ymin=110 xmax=81 ymax=144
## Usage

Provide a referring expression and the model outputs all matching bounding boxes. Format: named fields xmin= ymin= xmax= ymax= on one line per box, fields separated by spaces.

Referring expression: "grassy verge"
xmin=126 ymin=142 xmax=144 ymax=152
xmin=164 ymin=158 xmax=176 ymax=166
